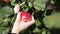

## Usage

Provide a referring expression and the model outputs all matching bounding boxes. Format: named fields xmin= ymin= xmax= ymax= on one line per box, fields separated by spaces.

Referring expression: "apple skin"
xmin=20 ymin=11 xmax=32 ymax=22
xmin=3 ymin=0 xmax=10 ymax=3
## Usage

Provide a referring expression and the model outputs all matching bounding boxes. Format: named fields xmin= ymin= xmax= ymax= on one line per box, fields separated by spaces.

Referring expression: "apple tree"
xmin=0 ymin=0 xmax=60 ymax=34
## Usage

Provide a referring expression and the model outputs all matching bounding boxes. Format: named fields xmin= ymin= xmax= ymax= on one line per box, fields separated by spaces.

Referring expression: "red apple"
xmin=3 ymin=0 xmax=10 ymax=3
xmin=20 ymin=11 xmax=32 ymax=22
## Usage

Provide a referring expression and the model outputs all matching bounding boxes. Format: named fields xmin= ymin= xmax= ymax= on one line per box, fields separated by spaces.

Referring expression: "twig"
xmin=20 ymin=2 xmax=25 ymax=6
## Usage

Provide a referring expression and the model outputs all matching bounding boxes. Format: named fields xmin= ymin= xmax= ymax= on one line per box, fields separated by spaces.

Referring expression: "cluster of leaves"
xmin=0 ymin=0 xmax=60 ymax=34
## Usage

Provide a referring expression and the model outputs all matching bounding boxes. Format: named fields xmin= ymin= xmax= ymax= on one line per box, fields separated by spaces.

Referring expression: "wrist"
xmin=11 ymin=30 xmax=19 ymax=34
xmin=11 ymin=28 xmax=20 ymax=34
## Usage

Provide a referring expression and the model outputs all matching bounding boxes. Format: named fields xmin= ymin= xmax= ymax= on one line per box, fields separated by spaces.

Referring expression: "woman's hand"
xmin=11 ymin=4 xmax=35 ymax=34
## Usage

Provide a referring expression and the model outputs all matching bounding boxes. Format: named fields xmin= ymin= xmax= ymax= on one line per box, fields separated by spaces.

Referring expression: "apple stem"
xmin=12 ymin=2 xmax=25 ymax=6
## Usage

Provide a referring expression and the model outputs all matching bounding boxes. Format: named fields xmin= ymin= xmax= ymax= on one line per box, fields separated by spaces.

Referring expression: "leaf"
xmin=29 ymin=0 xmax=34 ymax=2
xmin=0 ymin=16 xmax=4 ymax=23
xmin=28 ymin=2 xmax=33 ymax=8
xmin=21 ymin=4 xmax=30 ymax=11
xmin=0 ymin=0 xmax=2 ymax=1
xmin=0 ymin=6 xmax=14 ymax=17
xmin=42 ymin=30 xmax=46 ymax=34
xmin=24 ymin=7 xmax=29 ymax=11
xmin=33 ymin=4 xmax=41 ymax=10
xmin=33 ymin=0 xmax=48 ymax=10
xmin=50 ymin=0 xmax=55 ymax=4
xmin=33 ymin=27 xmax=40 ymax=33
xmin=43 ymin=15 xmax=55 ymax=28
xmin=0 ymin=6 xmax=14 ymax=26
xmin=11 ymin=0 xmax=16 ymax=5
xmin=35 ymin=19 xmax=41 ymax=26
xmin=0 ymin=27 xmax=9 ymax=34
xmin=43 ymin=11 xmax=60 ymax=29
xmin=1 ymin=18 xmax=12 ymax=26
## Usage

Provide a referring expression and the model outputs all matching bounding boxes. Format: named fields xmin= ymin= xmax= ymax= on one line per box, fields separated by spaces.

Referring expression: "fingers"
xmin=27 ymin=16 xmax=35 ymax=23
xmin=14 ymin=2 xmax=25 ymax=14
xmin=14 ymin=4 xmax=20 ymax=14
xmin=11 ymin=12 xmax=22 ymax=33
xmin=31 ymin=16 xmax=35 ymax=23
xmin=13 ymin=11 xmax=21 ymax=28
xmin=24 ymin=16 xmax=35 ymax=26
xmin=15 ymin=12 xmax=22 ymax=23
xmin=12 ymin=15 xmax=35 ymax=33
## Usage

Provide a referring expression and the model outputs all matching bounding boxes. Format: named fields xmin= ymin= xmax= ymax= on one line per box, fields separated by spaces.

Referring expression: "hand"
xmin=14 ymin=4 xmax=20 ymax=14
xmin=11 ymin=5 xmax=35 ymax=34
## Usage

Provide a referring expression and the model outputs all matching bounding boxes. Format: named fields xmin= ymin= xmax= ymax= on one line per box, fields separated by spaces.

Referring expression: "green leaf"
xmin=0 ymin=6 xmax=14 ymax=17
xmin=33 ymin=27 xmax=40 ymax=33
xmin=33 ymin=0 xmax=48 ymax=10
xmin=34 ymin=4 xmax=41 ymax=10
xmin=43 ymin=15 xmax=55 ymax=29
xmin=50 ymin=0 xmax=55 ymax=4
xmin=11 ymin=0 xmax=16 ymax=5
xmin=28 ymin=2 xmax=33 ymax=8
xmin=43 ymin=11 xmax=60 ymax=29
xmin=0 ymin=27 xmax=9 ymax=34
xmin=0 ymin=0 xmax=2 ymax=1
xmin=35 ymin=19 xmax=41 ymax=26
xmin=42 ymin=30 xmax=46 ymax=34
xmin=0 ymin=16 xmax=4 ymax=23
xmin=0 ymin=6 xmax=14 ymax=26
xmin=23 ymin=7 xmax=29 ymax=11
xmin=21 ymin=4 xmax=30 ymax=11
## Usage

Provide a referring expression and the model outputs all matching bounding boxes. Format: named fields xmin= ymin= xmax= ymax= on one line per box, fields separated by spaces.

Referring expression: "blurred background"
xmin=0 ymin=0 xmax=60 ymax=34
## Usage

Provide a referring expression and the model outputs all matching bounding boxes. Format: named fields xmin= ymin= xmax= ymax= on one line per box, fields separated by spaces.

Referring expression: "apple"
xmin=3 ymin=0 xmax=10 ymax=3
xmin=20 ymin=11 xmax=32 ymax=22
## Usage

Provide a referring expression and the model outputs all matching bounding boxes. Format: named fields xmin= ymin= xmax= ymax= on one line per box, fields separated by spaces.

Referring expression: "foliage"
xmin=0 ymin=0 xmax=60 ymax=34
